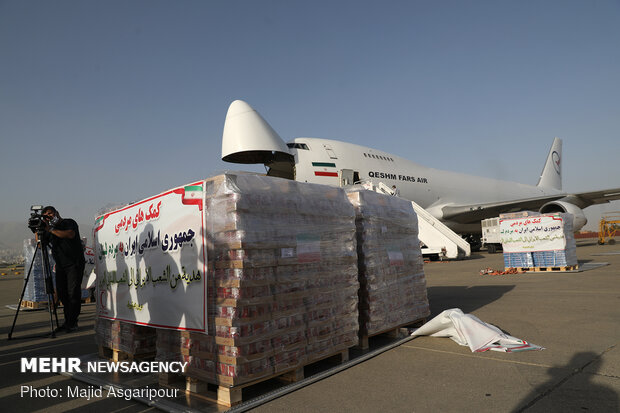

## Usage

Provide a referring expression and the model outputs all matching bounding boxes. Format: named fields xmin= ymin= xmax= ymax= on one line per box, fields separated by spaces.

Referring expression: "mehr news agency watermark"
xmin=20 ymin=357 xmax=188 ymax=401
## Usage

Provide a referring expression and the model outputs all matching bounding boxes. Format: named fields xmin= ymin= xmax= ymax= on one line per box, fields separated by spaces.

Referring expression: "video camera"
xmin=27 ymin=205 xmax=46 ymax=234
xmin=27 ymin=205 xmax=59 ymax=234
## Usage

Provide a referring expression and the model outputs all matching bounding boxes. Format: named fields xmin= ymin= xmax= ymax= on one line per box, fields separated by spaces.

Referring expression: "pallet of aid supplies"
xmin=513 ymin=265 xmax=579 ymax=273
xmin=98 ymin=345 xmax=156 ymax=363
xmin=20 ymin=300 xmax=48 ymax=309
xmin=358 ymin=316 xmax=427 ymax=350
xmin=159 ymin=345 xmax=352 ymax=407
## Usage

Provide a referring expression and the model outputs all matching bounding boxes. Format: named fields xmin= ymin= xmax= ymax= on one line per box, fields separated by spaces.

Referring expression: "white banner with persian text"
xmin=500 ymin=215 xmax=567 ymax=253
xmin=94 ymin=181 xmax=207 ymax=332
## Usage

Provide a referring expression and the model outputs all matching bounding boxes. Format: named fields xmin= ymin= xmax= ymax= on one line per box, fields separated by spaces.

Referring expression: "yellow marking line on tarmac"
xmin=401 ymin=344 xmax=554 ymax=368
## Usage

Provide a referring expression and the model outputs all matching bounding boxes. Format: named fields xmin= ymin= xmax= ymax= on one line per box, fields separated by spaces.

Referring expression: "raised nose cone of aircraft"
xmin=221 ymin=100 xmax=291 ymax=164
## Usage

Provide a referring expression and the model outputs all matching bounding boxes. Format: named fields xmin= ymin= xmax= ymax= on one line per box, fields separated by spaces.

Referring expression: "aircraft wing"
xmin=441 ymin=194 xmax=567 ymax=224
xmin=441 ymin=187 xmax=620 ymax=224
xmin=569 ymin=187 xmax=620 ymax=206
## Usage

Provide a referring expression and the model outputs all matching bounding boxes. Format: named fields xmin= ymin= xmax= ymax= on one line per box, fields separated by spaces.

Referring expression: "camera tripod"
xmin=8 ymin=235 xmax=60 ymax=339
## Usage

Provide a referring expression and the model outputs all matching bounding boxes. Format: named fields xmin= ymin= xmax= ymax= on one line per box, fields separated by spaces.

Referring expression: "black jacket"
xmin=45 ymin=218 xmax=85 ymax=268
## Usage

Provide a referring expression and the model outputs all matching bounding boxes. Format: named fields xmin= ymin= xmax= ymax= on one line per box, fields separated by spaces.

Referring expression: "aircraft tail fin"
xmin=537 ymin=137 xmax=562 ymax=190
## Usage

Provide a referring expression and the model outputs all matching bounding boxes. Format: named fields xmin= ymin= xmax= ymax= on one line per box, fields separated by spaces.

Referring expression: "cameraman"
xmin=39 ymin=206 xmax=86 ymax=333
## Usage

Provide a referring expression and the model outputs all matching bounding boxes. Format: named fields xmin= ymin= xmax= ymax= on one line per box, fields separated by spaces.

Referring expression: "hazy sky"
xmin=1 ymin=1 xmax=619 ymax=234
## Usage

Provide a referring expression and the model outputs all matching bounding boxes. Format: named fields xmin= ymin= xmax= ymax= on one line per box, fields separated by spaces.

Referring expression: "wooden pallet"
xmin=20 ymin=300 xmax=48 ymax=309
xmin=160 ymin=347 xmax=350 ymax=407
xmin=27 ymin=291 xmax=95 ymax=307
xmin=515 ymin=265 xmax=579 ymax=273
xmin=98 ymin=345 xmax=156 ymax=363
xmin=358 ymin=317 xmax=427 ymax=350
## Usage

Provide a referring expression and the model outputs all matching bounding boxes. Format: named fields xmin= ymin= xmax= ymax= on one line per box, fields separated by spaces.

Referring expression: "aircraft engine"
xmin=539 ymin=201 xmax=587 ymax=231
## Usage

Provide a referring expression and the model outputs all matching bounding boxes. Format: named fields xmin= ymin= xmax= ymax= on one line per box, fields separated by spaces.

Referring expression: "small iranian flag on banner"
xmin=181 ymin=185 xmax=203 ymax=208
xmin=94 ymin=215 xmax=105 ymax=232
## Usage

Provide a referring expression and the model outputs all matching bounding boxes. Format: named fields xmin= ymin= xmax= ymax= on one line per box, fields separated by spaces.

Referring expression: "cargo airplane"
xmin=221 ymin=100 xmax=620 ymax=246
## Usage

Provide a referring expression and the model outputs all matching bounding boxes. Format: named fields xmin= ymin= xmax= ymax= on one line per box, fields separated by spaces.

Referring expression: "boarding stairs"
xmin=359 ymin=181 xmax=471 ymax=260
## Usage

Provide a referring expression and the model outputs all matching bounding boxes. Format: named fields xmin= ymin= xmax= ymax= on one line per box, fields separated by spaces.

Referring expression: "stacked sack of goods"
xmin=500 ymin=212 xmax=577 ymax=268
xmin=532 ymin=214 xmax=577 ymax=267
xmin=23 ymin=238 xmax=95 ymax=304
xmin=95 ymin=317 xmax=157 ymax=356
xmin=346 ymin=189 xmax=430 ymax=338
xmin=158 ymin=173 xmax=360 ymax=386
xmin=22 ymin=239 xmax=56 ymax=303
xmin=156 ymin=329 xmax=215 ymax=381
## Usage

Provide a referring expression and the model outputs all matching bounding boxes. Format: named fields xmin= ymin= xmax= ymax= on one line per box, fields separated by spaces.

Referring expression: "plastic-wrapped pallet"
xmin=346 ymin=189 xmax=430 ymax=337
xmin=95 ymin=317 xmax=156 ymax=355
xmin=500 ymin=213 xmax=577 ymax=268
xmin=24 ymin=239 xmax=95 ymax=304
xmin=156 ymin=329 xmax=216 ymax=381
xmin=532 ymin=214 xmax=577 ymax=266
xmin=178 ymin=173 xmax=360 ymax=386
xmin=499 ymin=211 xmax=538 ymax=268
xmin=503 ymin=252 xmax=534 ymax=268
xmin=22 ymin=239 xmax=56 ymax=303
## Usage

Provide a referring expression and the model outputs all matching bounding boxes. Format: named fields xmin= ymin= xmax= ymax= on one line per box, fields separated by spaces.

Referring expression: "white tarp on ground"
xmin=410 ymin=308 xmax=544 ymax=352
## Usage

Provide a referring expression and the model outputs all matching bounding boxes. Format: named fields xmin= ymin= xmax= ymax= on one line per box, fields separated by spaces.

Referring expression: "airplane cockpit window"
xmin=287 ymin=143 xmax=309 ymax=150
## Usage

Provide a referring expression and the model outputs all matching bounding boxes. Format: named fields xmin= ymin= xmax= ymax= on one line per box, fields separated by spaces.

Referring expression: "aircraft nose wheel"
xmin=464 ymin=234 xmax=482 ymax=252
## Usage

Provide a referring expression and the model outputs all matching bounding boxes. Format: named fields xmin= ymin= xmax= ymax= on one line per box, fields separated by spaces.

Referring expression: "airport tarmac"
xmin=0 ymin=239 xmax=618 ymax=412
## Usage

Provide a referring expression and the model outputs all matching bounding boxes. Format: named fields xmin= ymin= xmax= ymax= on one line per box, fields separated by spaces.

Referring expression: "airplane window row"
xmin=363 ymin=152 xmax=394 ymax=162
xmin=287 ymin=143 xmax=309 ymax=150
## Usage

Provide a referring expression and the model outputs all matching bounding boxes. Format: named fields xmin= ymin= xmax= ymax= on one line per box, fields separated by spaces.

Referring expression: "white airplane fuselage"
xmin=221 ymin=100 xmax=612 ymax=235
xmin=289 ymin=137 xmax=563 ymax=233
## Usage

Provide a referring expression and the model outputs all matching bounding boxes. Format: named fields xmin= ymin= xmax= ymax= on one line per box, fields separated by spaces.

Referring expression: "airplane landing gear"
xmin=464 ymin=234 xmax=482 ymax=252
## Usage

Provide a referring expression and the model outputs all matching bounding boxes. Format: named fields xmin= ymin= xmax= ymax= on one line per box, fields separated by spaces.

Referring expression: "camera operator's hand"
xmin=42 ymin=211 xmax=54 ymax=233
xmin=42 ymin=210 xmax=76 ymax=239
